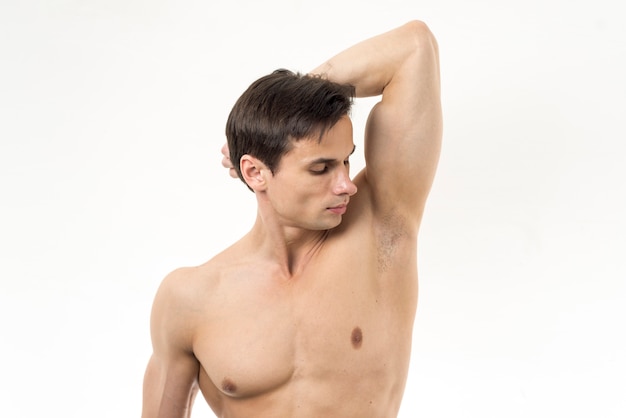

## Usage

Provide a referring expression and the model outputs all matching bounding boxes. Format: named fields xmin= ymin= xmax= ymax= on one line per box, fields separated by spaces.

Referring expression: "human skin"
xmin=142 ymin=20 xmax=442 ymax=418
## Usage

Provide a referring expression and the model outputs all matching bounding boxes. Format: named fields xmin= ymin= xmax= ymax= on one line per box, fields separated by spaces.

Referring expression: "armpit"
xmin=376 ymin=211 xmax=410 ymax=273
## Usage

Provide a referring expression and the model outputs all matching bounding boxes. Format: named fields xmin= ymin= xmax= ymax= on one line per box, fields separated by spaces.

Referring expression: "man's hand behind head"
xmin=221 ymin=142 xmax=239 ymax=179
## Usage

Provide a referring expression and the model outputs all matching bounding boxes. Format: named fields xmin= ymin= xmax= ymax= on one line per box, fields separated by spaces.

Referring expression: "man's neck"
xmin=247 ymin=210 xmax=329 ymax=279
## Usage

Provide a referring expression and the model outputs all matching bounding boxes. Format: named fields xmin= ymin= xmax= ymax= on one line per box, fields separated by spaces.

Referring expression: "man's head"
xmin=225 ymin=69 xmax=355 ymax=190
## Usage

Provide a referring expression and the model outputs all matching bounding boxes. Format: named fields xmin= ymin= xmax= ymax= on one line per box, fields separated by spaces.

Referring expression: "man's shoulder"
xmin=156 ymin=241 xmax=248 ymax=299
xmin=153 ymin=258 xmax=224 ymax=313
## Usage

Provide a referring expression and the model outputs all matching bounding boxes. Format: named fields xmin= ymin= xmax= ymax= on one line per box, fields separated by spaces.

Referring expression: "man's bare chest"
xmin=192 ymin=246 xmax=417 ymax=401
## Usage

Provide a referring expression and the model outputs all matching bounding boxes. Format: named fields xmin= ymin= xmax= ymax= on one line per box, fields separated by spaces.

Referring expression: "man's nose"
xmin=333 ymin=167 xmax=358 ymax=196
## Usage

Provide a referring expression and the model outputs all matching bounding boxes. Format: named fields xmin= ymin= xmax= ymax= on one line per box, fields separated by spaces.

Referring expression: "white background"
xmin=1 ymin=1 xmax=625 ymax=417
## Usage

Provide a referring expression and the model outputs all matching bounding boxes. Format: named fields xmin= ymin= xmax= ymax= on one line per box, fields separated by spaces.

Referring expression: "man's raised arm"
xmin=310 ymin=20 xmax=442 ymax=226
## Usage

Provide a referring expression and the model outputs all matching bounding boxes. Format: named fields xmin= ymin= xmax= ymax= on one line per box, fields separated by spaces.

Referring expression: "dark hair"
xmin=225 ymin=69 xmax=354 ymax=189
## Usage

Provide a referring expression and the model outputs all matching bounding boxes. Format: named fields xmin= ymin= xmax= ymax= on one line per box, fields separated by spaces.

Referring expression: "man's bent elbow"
xmin=403 ymin=20 xmax=438 ymax=55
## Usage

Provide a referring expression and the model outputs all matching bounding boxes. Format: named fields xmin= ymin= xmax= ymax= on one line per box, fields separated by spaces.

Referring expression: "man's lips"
xmin=327 ymin=203 xmax=348 ymax=215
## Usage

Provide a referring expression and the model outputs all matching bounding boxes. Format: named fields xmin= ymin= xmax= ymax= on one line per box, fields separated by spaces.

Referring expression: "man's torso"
xmin=184 ymin=181 xmax=419 ymax=417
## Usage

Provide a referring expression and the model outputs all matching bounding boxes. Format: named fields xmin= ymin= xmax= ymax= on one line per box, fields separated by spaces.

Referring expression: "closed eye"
xmin=308 ymin=145 xmax=354 ymax=175
xmin=311 ymin=165 xmax=329 ymax=175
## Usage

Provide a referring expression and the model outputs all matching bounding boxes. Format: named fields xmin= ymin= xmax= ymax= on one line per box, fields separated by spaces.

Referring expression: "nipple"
xmin=351 ymin=327 xmax=363 ymax=349
xmin=221 ymin=378 xmax=238 ymax=394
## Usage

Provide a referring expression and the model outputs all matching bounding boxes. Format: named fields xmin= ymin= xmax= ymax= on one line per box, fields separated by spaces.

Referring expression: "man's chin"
xmin=323 ymin=216 xmax=344 ymax=230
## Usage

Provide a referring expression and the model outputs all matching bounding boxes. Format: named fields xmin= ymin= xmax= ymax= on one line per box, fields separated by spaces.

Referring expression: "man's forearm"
xmin=310 ymin=20 xmax=434 ymax=98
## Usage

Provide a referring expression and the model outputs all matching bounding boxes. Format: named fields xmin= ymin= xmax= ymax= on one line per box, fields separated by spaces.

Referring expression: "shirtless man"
xmin=142 ymin=20 xmax=442 ymax=417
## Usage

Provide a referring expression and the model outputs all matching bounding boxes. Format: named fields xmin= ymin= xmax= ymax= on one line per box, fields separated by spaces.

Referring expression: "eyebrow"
xmin=308 ymin=145 xmax=356 ymax=165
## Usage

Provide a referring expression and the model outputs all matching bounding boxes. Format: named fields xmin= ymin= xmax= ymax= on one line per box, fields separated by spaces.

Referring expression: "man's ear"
xmin=240 ymin=155 xmax=269 ymax=191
